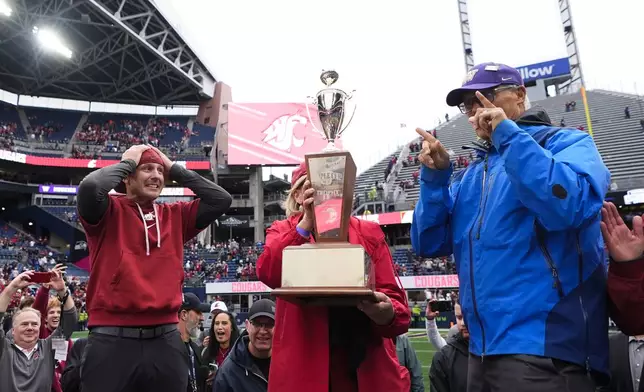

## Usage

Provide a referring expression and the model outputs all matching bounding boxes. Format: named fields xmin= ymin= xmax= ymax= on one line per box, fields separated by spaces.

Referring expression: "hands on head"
xmin=601 ymin=201 xmax=644 ymax=262
xmin=121 ymin=145 xmax=174 ymax=173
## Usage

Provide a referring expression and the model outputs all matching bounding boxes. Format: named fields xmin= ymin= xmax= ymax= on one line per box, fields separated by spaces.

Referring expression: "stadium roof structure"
xmin=0 ymin=0 xmax=217 ymax=105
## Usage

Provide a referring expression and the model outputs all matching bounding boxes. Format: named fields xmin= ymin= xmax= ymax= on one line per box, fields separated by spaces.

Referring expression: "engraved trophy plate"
xmin=273 ymin=71 xmax=375 ymax=306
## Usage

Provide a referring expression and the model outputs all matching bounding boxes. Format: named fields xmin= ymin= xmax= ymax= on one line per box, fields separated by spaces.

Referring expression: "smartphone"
xmin=28 ymin=272 xmax=53 ymax=284
xmin=429 ymin=299 xmax=452 ymax=313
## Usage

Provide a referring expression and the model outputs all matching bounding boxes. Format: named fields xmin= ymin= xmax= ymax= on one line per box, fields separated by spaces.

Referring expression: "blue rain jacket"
xmin=412 ymin=109 xmax=610 ymax=378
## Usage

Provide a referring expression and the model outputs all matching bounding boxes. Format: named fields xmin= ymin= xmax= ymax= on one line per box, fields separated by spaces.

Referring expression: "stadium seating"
xmin=0 ymin=101 xmax=26 ymax=140
xmin=23 ymin=107 xmax=82 ymax=142
xmin=190 ymin=123 xmax=217 ymax=146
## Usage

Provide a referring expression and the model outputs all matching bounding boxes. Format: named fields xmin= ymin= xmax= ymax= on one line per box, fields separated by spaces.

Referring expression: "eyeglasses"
xmin=250 ymin=319 xmax=275 ymax=330
xmin=458 ymin=85 xmax=518 ymax=114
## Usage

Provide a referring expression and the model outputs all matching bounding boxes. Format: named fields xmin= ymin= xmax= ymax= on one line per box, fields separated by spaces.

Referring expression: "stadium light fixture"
xmin=32 ymin=26 xmax=73 ymax=59
xmin=0 ymin=1 xmax=11 ymax=17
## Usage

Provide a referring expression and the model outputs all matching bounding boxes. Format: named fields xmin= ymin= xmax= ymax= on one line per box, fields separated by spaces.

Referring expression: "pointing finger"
xmin=416 ymin=128 xmax=436 ymax=143
xmin=475 ymin=91 xmax=496 ymax=109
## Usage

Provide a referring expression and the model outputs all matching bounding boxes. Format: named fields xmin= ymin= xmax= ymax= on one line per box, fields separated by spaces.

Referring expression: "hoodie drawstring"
xmin=135 ymin=203 xmax=161 ymax=256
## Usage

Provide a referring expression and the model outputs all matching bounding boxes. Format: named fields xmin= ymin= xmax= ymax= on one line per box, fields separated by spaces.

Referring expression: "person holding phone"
xmin=0 ymin=270 xmax=77 ymax=392
xmin=425 ymin=300 xmax=447 ymax=351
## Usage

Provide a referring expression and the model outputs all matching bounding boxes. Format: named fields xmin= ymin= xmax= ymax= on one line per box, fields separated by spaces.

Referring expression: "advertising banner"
xmin=205 ymin=274 xmax=459 ymax=294
xmin=0 ymin=152 xmax=211 ymax=170
xmin=227 ymin=103 xmax=341 ymax=165
xmin=516 ymin=57 xmax=571 ymax=83
xmin=355 ymin=210 xmax=414 ymax=226
xmin=38 ymin=184 xmax=196 ymax=197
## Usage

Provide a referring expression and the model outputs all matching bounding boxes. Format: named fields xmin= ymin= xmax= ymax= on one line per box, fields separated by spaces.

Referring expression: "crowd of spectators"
xmin=76 ymin=117 xmax=192 ymax=150
xmin=0 ymin=121 xmax=17 ymax=151
xmin=395 ymin=248 xmax=456 ymax=276
xmin=184 ymin=238 xmax=264 ymax=283
xmin=26 ymin=114 xmax=64 ymax=142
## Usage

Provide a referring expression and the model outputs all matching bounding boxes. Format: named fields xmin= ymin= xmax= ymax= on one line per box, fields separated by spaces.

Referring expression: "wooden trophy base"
xmin=272 ymin=286 xmax=376 ymax=307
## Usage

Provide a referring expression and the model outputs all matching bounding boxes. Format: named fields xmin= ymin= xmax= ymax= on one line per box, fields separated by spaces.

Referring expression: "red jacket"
xmin=80 ymin=195 xmax=201 ymax=327
xmin=608 ymin=257 xmax=644 ymax=335
xmin=257 ymin=214 xmax=411 ymax=392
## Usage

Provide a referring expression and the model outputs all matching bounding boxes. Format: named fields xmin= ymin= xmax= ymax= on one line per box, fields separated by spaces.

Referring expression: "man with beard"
xmin=213 ymin=299 xmax=275 ymax=392
xmin=429 ymin=302 xmax=469 ymax=392
xmin=179 ymin=293 xmax=211 ymax=392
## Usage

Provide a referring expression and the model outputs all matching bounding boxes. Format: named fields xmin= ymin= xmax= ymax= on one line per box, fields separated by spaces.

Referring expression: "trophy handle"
xmin=337 ymin=103 xmax=357 ymax=138
xmin=305 ymin=99 xmax=327 ymax=140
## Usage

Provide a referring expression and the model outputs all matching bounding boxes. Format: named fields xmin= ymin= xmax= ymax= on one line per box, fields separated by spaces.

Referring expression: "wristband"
xmin=296 ymin=226 xmax=311 ymax=238
xmin=58 ymin=288 xmax=70 ymax=304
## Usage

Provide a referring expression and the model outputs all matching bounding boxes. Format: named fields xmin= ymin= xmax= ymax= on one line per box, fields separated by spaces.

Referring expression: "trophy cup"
xmin=272 ymin=70 xmax=375 ymax=306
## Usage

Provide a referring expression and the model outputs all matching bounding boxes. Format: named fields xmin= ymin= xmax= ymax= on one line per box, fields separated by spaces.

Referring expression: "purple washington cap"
xmin=446 ymin=63 xmax=524 ymax=107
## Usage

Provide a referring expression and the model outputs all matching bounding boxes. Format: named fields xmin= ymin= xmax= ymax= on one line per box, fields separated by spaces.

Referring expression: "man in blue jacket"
xmin=411 ymin=63 xmax=610 ymax=392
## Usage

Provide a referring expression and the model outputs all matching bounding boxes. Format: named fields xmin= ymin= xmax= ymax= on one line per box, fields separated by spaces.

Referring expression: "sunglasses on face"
xmin=458 ymin=85 xmax=518 ymax=114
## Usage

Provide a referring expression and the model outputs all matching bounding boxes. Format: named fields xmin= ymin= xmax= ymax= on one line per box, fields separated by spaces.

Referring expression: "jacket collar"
xmin=447 ymin=333 xmax=469 ymax=355
xmin=461 ymin=106 xmax=553 ymax=157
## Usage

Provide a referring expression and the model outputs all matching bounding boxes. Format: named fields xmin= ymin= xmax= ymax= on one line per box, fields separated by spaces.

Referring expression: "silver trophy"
xmin=306 ymin=70 xmax=356 ymax=152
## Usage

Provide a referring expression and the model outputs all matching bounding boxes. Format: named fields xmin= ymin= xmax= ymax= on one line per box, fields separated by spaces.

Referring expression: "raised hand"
xmin=44 ymin=264 xmax=67 ymax=290
xmin=49 ymin=267 xmax=66 ymax=292
xmin=416 ymin=128 xmax=451 ymax=170
xmin=468 ymin=91 xmax=508 ymax=140
xmin=8 ymin=271 xmax=35 ymax=291
xmin=150 ymin=146 xmax=175 ymax=174
xmin=601 ymin=201 xmax=644 ymax=262
xmin=426 ymin=299 xmax=440 ymax=320
xmin=121 ymin=145 xmax=151 ymax=165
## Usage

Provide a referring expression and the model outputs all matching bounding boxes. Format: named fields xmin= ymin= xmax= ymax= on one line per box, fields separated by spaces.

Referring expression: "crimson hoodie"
xmin=608 ymin=257 xmax=644 ymax=335
xmin=80 ymin=195 xmax=200 ymax=327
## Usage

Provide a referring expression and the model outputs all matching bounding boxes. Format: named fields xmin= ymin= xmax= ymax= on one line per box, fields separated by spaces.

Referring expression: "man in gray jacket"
xmin=396 ymin=334 xmax=425 ymax=392
xmin=0 ymin=270 xmax=77 ymax=392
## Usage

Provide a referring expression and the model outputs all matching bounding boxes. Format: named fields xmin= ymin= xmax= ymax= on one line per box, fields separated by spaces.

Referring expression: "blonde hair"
xmin=47 ymin=297 xmax=61 ymax=312
xmin=282 ymin=176 xmax=306 ymax=217
xmin=12 ymin=307 xmax=41 ymax=327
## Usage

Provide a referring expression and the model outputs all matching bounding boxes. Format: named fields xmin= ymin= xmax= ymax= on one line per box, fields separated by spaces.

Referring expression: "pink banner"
xmin=227 ymin=103 xmax=342 ymax=165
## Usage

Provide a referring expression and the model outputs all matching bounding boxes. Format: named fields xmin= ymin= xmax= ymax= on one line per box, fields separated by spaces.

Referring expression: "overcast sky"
xmin=154 ymin=0 xmax=644 ymax=179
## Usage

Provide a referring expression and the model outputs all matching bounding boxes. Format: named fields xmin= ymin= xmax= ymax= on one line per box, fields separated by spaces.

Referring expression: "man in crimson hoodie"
xmin=601 ymin=201 xmax=644 ymax=335
xmin=77 ymin=145 xmax=231 ymax=392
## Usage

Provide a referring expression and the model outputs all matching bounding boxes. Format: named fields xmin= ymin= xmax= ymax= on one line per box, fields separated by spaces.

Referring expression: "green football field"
xmin=71 ymin=328 xmax=439 ymax=390
xmin=408 ymin=329 xmax=439 ymax=391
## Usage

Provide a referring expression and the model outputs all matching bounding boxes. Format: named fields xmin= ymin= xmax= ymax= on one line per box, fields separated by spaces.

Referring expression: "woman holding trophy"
xmin=256 ymin=160 xmax=411 ymax=392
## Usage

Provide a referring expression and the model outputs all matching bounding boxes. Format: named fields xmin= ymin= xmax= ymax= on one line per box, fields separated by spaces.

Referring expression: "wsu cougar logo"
xmin=325 ymin=207 xmax=338 ymax=224
xmin=261 ymin=114 xmax=308 ymax=151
